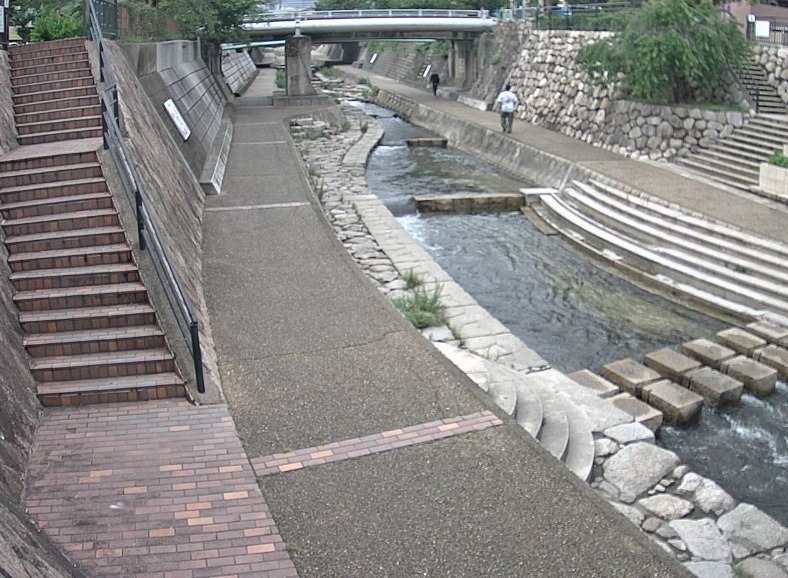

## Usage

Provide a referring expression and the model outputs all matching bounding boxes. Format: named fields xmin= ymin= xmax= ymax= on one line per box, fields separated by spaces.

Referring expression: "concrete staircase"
xmin=675 ymin=114 xmax=788 ymax=192
xmin=740 ymin=58 xmax=787 ymax=116
xmin=534 ymin=178 xmax=788 ymax=325
xmin=1 ymin=39 xmax=185 ymax=406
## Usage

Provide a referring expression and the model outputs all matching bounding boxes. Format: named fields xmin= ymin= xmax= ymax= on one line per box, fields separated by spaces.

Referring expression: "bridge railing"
xmin=247 ymin=8 xmax=490 ymax=23
xmin=503 ymin=3 xmax=636 ymax=31
xmin=87 ymin=0 xmax=206 ymax=394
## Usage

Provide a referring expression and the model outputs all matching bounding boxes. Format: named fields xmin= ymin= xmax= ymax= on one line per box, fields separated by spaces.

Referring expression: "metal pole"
xmin=190 ymin=322 xmax=205 ymax=394
xmin=135 ymin=188 xmax=146 ymax=251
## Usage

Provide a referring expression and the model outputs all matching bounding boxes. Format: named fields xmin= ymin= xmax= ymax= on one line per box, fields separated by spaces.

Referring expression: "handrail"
xmin=88 ymin=0 xmax=205 ymax=394
xmin=247 ymin=8 xmax=490 ymax=23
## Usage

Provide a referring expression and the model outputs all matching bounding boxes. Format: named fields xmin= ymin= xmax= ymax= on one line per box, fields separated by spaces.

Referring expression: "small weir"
xmin=353 ymin=100 xmax=788 ymax=525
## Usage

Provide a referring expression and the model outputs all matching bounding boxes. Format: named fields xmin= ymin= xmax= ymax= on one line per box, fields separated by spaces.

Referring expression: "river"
xmin=352 ymin=101 xmax=788 ymax=525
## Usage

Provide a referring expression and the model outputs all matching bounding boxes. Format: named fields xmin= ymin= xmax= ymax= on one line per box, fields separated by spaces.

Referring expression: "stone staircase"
xmin=675 ymin=114 xmax=788 ymax=192
xmin=534 ymin=178 xmax=788 ymax=325
xmin=1 ymin=38 xmax=185 ymax=406
xmin=740 ymin=58 xmax=787 ymax=116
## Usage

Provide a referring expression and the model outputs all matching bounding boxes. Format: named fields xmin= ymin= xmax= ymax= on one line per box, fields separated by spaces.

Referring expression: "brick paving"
xmin=250 ymin=411 xmax=503 ymax=477
xmin=24 ymin=399 xmax=298 ymax=578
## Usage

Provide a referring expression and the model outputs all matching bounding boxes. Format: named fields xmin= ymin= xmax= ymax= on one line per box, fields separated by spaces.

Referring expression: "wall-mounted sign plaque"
xmin=163 ymin=99 xmax=191 ymax=141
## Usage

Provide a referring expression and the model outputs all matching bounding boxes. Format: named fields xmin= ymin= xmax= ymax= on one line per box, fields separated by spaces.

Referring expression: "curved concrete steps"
xmin=433 ymin=342 xmax=628 ymax=481
xmin=535 ymin=179 xmax=788 ymax=323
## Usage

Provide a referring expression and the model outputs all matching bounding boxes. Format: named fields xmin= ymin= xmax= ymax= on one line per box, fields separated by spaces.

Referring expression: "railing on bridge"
xmin=87 ymin=0 xmax=205 ymax=394
xmin=498 ymin=3 xmax=636 ymax=31
xmin=246 ymin=8 xmax=491 ymax=23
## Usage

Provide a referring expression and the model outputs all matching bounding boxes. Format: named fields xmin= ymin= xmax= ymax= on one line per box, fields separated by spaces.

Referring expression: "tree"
xmin=158 ymin=0 xmax=258 ymax=42
xmin=576 ymin=0 xmax=751 ymax=104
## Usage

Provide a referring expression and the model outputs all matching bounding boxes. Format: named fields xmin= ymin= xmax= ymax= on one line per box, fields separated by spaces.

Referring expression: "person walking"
xmin=429 ymin=72 xmax=440 ymax=97
xmin=495 ymin=84 xmax=519 ymax=134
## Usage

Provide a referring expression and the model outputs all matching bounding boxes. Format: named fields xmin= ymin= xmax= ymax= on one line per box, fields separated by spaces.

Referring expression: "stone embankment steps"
xmin=675 ymin=114 xmax=788 ymax=191
xmin=535 ymin=178 xmax=788 ymax=323
xmin=740 ymin=59 xmax=787 ymax=115
xmin=1 ymin=39 xmax=185 ymax=406
xmin=9 ymin=38 xmax=102 ymax=146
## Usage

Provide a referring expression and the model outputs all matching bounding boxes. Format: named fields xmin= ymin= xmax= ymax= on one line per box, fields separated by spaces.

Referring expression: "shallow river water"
xmin=354 ymin=101 xmax=788 ymax=525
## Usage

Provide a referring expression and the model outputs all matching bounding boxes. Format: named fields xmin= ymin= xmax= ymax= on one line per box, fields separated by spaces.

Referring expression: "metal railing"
xmin=89 ymin=0 xmax=118 ymax=39
xmin=748 ymin=16 xmax=788 ymax=46
xmin=88 ymin=0 xmax=205 ymax=394
xmin=247 ymin=8 xmax=491 ymax=23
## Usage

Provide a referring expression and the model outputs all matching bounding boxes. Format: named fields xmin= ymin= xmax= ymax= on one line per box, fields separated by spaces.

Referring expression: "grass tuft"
xmin=392 ymin=286 xmax=446 ymax=329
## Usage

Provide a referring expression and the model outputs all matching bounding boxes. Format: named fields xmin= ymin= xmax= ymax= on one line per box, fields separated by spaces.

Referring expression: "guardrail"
xmin=88 ymin=0 xmax=205 ymax=394
xmin=247 ymin=8 xmax=491 ymax=23
xmin=748 ymin=16 xmax=788 ymax=46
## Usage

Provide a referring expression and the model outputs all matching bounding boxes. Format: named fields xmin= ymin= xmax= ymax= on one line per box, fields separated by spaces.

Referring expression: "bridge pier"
xmin=448 ymin=39 xmax=477 ymax=87
xmin=285 ymin=35 xmax=317 ymax=96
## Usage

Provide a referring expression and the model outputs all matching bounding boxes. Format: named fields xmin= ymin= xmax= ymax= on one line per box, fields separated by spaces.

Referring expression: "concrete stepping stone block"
xmin=641 ymin=380 xmax=704 ymax=425
xmin=601 ymin=358 xmax=662 ymax=397
xmin=609 ymin=392 xmax=663 ymax=432
xmin=746 ymin=320 xmax=788 ymax=347
xmin=720 ymin=356 xmax=777 ymax=397
xmin=753 ymin=344 xmax=788 ymax=380
xmin=684 ymin=367 xmax=743 ymax=406
xmin=715 ymin=328 xmax=767 ymax=356
xmin=567 ymin=369 xmax=619 ymax=398
xmin=644 ymin=348 xmax=703 ymax=386
xmin=681 ymin=338 xmax=737 ymax=369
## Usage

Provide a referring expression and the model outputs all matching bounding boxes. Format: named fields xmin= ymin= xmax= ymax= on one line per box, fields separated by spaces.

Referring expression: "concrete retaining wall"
xmin=0 ymin=51 xmax=18 ymax=154
xmin=221 ymin=50 xmax=258 ymax=95
xmin=119 ymin=41 xmax=229 ymax=179
xmin=105 ymin=41 xmax=221 ymax=396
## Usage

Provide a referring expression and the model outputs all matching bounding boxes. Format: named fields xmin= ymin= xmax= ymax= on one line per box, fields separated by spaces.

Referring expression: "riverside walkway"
xmin=196 ymin=71 xmax=691 ymax=577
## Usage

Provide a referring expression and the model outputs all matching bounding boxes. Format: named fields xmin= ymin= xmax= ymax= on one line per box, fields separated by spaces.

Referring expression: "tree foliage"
xmin=576 ymin=0 xmax=751 ymax=104
xmin=10 ymin=0 xmax=82 ymax=37
xmin=157 ymin=0 xmax=258 ymax=42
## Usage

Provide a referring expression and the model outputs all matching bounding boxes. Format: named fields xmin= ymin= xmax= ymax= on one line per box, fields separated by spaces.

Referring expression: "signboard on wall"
xmin=755 ymin=20 xmax=771 ymax=38
xmin=163 ymin=99 xmax=191 ymax=141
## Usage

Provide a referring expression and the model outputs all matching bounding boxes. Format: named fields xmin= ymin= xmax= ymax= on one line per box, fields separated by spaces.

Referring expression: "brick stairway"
xmin=1 ymin=38 xmax=185 ymax=406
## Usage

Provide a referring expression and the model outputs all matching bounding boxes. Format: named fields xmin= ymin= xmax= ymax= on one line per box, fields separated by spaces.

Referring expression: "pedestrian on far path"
xmin=495 ymin=84 xmax=519 ymax=134
xmin=429 ymin=72 xmax=440 ymax=97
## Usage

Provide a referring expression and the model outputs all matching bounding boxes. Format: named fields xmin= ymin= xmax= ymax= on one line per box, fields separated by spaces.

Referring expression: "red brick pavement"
xmin=23 ymin=399 xmax=298 ymax=578
xmin=250 ymin=411 xmax=503 ymax=477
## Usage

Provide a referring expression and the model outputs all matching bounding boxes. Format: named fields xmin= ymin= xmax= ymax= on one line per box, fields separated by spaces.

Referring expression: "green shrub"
xmin=31 ymin=11 xmax=83 ymax=41
xmin=769 ymin=151 xmax=788 ymax=168
xmin=391 ymin=286 xmax=446 ymax=329
xmin=275 ymin=68 xmax=286 ymax=89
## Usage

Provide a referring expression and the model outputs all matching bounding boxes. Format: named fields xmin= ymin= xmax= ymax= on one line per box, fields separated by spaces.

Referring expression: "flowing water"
xmin=353 ymin=101 xmax=788 ymax=525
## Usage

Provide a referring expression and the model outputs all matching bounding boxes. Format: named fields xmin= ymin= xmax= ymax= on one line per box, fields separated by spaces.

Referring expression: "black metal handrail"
xmin=88 ymin=0 xmax=205 ymax=394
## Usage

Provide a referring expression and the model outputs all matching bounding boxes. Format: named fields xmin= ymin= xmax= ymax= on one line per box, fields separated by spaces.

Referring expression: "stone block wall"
xmin=0 ymin=51 xmax=17 ymax=154
xmin=753 ymin=44 xmax=788 ymax=104
xmin=105 ymin=41 xmax=221 ymax=395
xmin=119 ymin=41 xmax=228 ymax=178
xmin=508 ymin=30 xmax=748 ymax=161
xmin=221 ymin=50 xmax=258 ymax=96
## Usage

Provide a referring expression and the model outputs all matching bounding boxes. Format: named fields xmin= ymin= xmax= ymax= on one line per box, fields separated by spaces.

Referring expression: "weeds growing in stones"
xmin=391 ymin=286 xmax=446 ymax=329
xmin=402 ymin=269 xmax=423 ymax=290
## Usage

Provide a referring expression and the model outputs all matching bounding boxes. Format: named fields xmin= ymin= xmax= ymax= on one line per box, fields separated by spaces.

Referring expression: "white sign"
xmin=747 ymin=14 xmax=755 ymax=22
xmin=3 ymin=1 xmax=8 ymax=9
xmin=0 ymin=7 xmax=4 ymax=23
xmin=163 ymin=99 xmax=191 ymax=141
xmin=754 ymin=19 xmax=771 ymax=38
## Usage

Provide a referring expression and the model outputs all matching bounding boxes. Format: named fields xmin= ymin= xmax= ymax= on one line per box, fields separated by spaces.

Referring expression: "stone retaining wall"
xmin=753 ymin=44 xmax=788 ymax=104
xmin=0 ymin=51 xmax=17 ymax=155
xmin=221 ymin=50 xmax=258 ymax=96
xmin=119 ymin=41 xmax=229 ymax=178
xmin=105 ymin=41 xmax=221 ymax=397
xmin=507 ymin=31 xmax=748 ymax=161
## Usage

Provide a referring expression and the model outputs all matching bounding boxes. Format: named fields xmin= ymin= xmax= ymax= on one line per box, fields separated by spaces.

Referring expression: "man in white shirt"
xmin=495 ymin=84 xmax=519 ymax=134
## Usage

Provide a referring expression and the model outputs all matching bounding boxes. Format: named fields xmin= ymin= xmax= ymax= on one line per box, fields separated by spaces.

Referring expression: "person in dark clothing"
xmin=429 ymin=72 xmax=440 ymax=96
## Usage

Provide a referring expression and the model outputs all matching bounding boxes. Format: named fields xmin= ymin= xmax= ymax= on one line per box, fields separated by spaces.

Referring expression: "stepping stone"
xmin=716 ymin=328 xmax=767 ymax=356
xmin=567 ymin=369 xmax=619 ymax=398
xmin=602 ymin=358 xmax=662 ymax=397
xmin=609 ymin=392 xmax=663 ymax=432
xmin=682 ymin=338 xmax=737 ymax=370
xmin=684 ymin=367 xmax=743 ymax=406
xmin=754 ymin=344 xmax=788 ymax=380
xmin=641 ymin=380 xmax=704 ymax=425
xmin=720 ymin=356 xmax=777 ymax=397
xmin=746 ymin=320 xmax=788 ymax=347
xmin=644 ymin=348 xmax=703 ymax=386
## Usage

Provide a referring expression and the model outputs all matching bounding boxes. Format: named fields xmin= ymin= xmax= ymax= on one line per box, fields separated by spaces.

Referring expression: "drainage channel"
xmin=352 ymin=100 xmax=788 ymax=526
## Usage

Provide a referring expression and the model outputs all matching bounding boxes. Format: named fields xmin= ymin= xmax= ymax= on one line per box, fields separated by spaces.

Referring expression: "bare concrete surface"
xmin=202 ymin=74 xmax=691 ymax=577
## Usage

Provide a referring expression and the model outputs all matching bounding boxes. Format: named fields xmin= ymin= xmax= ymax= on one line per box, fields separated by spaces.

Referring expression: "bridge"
xmin=242 ymin=9 xmax=498 ymax=95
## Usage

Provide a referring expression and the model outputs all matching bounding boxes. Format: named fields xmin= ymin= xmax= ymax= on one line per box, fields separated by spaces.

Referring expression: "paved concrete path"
xmin=340 ymin=68 xmax=788 ymax=246
xmin=197 ymin=74 xmax=690 ymax=577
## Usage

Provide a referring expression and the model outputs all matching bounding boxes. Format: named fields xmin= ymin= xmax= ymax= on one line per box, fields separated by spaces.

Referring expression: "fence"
xmin=88 ymin=0 xmax=205 ymax=394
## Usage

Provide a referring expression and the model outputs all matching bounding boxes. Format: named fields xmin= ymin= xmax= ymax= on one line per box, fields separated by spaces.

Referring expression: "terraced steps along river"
xmin=534 ymin=178 xmax=788 ymax=326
